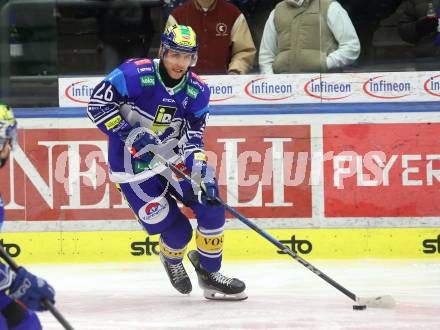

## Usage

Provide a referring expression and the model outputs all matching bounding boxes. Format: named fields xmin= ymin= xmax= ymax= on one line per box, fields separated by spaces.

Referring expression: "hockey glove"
xmin=199 ymin=177 xmax=220 ymax=205
xmin=185 ymin=151 xmax=207 ymax=179
xmin=197 ymin=164 xmax=220 ymax=205
xmin=9 ymin=267 xmax=55 ymax=312
xmin=118 ymin=123 xmax=160 ymax=163
xmin=184 ymin=153 xmax=220 ymax=205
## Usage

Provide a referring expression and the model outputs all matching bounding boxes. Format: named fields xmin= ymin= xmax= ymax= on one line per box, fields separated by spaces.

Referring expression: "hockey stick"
xmin=0 ymin=244 xmax=75 ymax=330
xmin=154 ymin=153 xmax=395 ymax=309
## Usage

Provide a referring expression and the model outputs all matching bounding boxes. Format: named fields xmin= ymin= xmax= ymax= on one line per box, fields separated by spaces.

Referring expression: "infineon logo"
xmin=304 ymin=76 xmax=352 ymax=100
xmin=65 ymin=80 xmax=94 ymax=104
xmin=244 ymin=77 xmax=293 ymax=101
xmin=209 ymin=84 xmax=234 ymax=102
xmin=423 ymin=74 xmax=440 ymax=97
xmin=362 ymin=76 xmax=411 ymax=99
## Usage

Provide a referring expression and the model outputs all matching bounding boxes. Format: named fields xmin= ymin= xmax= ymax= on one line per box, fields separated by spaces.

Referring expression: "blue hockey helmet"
xmin=160 ymin=24 xmax=198 ymax=66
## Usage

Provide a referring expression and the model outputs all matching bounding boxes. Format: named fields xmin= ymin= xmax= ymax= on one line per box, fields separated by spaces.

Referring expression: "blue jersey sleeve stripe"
xmin=105 ymin=68 xmax=128 ymax=97
xmin=193 ymin=106 xmax=209 ymax=118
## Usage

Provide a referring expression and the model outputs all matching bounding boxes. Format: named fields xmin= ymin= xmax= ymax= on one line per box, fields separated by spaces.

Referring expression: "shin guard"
xmin=195 ymin=226 xmax=224 ymax=272
xmin=159 ymin=237 xmax=187 ymax=264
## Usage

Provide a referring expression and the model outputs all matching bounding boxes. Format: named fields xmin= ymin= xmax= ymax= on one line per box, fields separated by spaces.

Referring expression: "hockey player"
xmin=0 ymin=104 xmax=56 ymax=329
xmin=87 ymin=24 xmax=246 ymax=300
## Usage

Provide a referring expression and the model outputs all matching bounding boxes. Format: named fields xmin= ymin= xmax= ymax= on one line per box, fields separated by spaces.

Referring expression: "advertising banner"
xmin=324 ymin=123 xmax=440 ymax=217
xmin=3 ymin=125 xmax=311 ymax=221
xmin=1 ymin=228 xmax=438 ymax=264
xmin=59 ymin=71 xmax=440 ymax=107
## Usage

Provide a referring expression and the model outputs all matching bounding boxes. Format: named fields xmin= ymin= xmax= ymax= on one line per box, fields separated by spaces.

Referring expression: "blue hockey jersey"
xmin=87 ymin=58 xmax=211 ymax=181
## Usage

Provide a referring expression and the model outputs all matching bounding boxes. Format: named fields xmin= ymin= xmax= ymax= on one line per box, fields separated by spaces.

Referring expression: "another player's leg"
xmin=187 ymin=202 xmax=247 ymax=300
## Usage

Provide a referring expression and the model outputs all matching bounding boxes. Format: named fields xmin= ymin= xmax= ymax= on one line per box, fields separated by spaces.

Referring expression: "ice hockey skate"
xmin=187 ymin=250 xmax=247 ymax=301
xmin=160 ymin=253 xmax=192 ymax=294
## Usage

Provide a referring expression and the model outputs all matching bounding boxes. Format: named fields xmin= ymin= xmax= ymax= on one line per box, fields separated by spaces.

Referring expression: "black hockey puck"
xmin=353 ymin=305 xmax=367 ymax=310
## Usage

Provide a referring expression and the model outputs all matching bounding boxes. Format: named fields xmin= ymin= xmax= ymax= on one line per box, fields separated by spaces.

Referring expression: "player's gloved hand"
xmin=119 ymin=123 xmax=160 ymax=163
xmin=9 ymin=267 xmax=55 ymax=312
xmin=184 ymin=152 xmax=220 ymax=205
xmin=415 ymin=17 xmax=438 ymax=37
xmin=185 ymin=151 xmax=207 ymax=178
xmin=198 ymin=177 xmax=220 ymax=205
xmin=195 ymin=164 xmax=220 ymax=205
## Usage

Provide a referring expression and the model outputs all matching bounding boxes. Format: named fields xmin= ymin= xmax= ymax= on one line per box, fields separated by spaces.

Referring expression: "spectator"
xmin=229 ymin=0 xmax=261 ymax=22
xmin=338 ymin=0 xmax=402 ymax=64
xmin=259 ymin=0 xmax=360 ymax=74
xmin=165 ymin=0 xmax=256 ymax=74
xmin=162 ymin=0 xmax=183 ymax=22
xmin=398 ymin=0 xmax=440 ymax=58
xmin=162 ymin=0 xmax=260 ymax=29
xmin=97 ymin=0 xmax=154 ymax=71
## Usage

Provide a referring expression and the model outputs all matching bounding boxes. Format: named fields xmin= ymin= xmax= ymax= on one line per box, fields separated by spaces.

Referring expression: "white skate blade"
xmin=356 ymin=295 xmax=396 ymax=308
xmin=203 ymin=289 xmax=248 ymax=301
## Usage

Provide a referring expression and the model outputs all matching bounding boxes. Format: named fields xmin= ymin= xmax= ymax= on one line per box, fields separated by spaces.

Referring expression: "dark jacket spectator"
xmin=98 ymin=0 xmax=154 ymax=70
xmin=398 ymin=0 xmax=440 ymax=57
xmin=338 ymin=0 xmax=403 ymax=63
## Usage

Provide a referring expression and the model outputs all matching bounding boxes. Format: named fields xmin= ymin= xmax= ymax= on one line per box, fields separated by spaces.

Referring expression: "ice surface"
xmin=33 ymin=259 xmax=440 ymax=329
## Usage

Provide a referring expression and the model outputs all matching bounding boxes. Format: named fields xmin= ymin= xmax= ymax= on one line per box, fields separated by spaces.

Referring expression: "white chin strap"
xmin=286 ymin=0 xmax=305 ymax=7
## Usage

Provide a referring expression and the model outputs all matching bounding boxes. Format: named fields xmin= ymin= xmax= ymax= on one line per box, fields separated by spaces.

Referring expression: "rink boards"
xmin=1 ymin=102 xmax=440 ymax=263
xmin=2 ymin=227 xmax=439 ymax=264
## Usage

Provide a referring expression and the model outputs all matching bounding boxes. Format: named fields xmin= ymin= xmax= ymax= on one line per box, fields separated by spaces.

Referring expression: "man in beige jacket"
xmin=259 ymin=0 xmax=360 ymax=73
